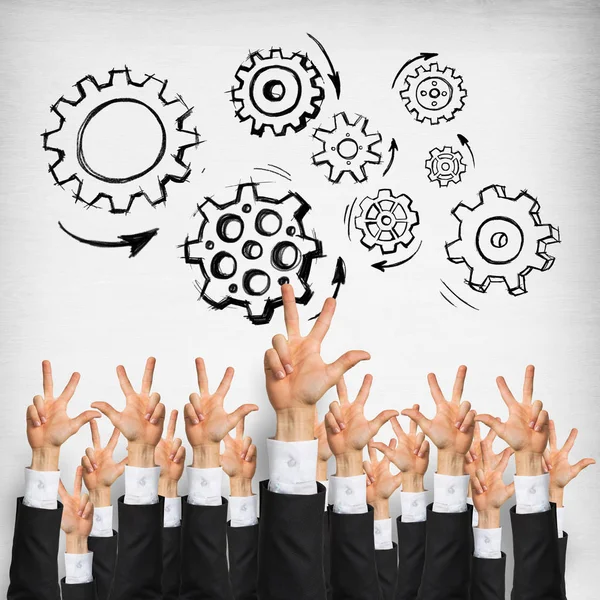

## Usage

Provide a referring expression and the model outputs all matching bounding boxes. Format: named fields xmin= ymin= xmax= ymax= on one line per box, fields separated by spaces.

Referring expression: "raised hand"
xmin=324 ymin=375 xmax=398 ymax=476
xmin=402 ymin=366 xmax=476 ymax=475
xmin=545 ymin=420 xmax=595 ymax=507
xmin=265 ymin=284 xmax=370 ymax=440
xmin=59 ymin=466 xmax=94 ymax=554
xmin=315 ymin=412 xmax=332 ymax=481
xmin=221 ymin=417 xmax=257 ymax=496
xmin=475 ymin=366 xmax=549 ymax=475
xmin=465 ymin=421 xmax=506 ymax=478
xmin=155 ymin=410 xmax=186 ymax=498
xmin=81 ymin=420 xmax=126 ymax=506
xmin=91 ymin=358 xmax=165 ymax=467
xmin=184 ymin=358 xmax=258 ymax=468
xmin=27 ymin=360 xmax=100 ymax=471
xmin=364 ymin=440 xmax=403 ymax=519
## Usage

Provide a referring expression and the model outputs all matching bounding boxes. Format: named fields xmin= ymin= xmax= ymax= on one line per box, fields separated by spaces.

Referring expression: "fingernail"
xmin=339 ymin=423 xmax=346 ymax=430
xmin=529 ymin=421 xmax=535 ymax=428
xmin=413 ymin=449 xmax=419 ymax=455
xmin=169 ymin=454 xmax=175 ymax=460
xmin=370 ymin=476 xmax=376 ymax=483
xmin=93 ymin=463 xmax=98 ymax=469
xmin=193 ymin=418 xmax=199 ymax=425
xmin=455 ymin=421 xmax=461 ymax=428
xmin=197 ymin=413 xmax=205 ymax=421
xmin=150 ymin=418 xmax=158 ymax=424
xmin=77 ymin=510 xmax=83 ymax=516
xmin=240 ymin=453 xmax=246 ymax=459
xmin=535 ymin=425 xmax=541 ymax=431
xmin=87 ymin=468 xmax=93 ymax=473
xmin=276 ymin=371 xmax=285 ymax=380
xmin=40 ymin=417 xmax=47 ymax=424
xmin=483 ymin=485 xmax=488 ymax=491
xmin=145 ymin=413 xmax=151 ymax=420
xmin=174 ymin=457 xmax=179 ymax=463
xmin=34 ymin=421 xmax=41 ymax=427
xmin=245 ymin=456 xmax=252 ymax=462
xmin=418 ymin=452 xmax=424 ymax=458
xmin=460 ymin=426 xmax=467 ymax=432
xmin=284 ymin=364 xmax=294 ymax=374
xmin=333 ymin=427 xmax=340 ymax=434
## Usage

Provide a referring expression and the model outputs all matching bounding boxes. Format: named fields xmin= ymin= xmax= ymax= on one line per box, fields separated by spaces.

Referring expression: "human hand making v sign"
xmin=155 ymin=410 xmax=186 ymax=498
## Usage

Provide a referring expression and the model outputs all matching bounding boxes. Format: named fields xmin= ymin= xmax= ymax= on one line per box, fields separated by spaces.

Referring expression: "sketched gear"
xmin=446 ymin=185 xmax=560 ymax=295
xmin=313 ymin=113 xmax=382 ymax=183
xmin=425 ymin=146 xmax=466 ymax=187
xmin=183 ymin=182 xmax=323 ymax=324
xmin=231 ymin=48 xmax=325 ymax=137
xmin=42 ymin=67 xmax=201 ymax=214
xmin=354 ymin=189 xmax=419 ymax=254
xmin=400 ymin=63 xmax=467 ymax=125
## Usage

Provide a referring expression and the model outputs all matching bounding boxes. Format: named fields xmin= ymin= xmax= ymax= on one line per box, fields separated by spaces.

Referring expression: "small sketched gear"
xmin=231 ymin=48 xmax=325 ymax=137
xmin=400 ymin=62 xmax=467 ymax=125
xmin=183 ymin=182 xmax=323 ymax=324
xmin=313 ymin=112 xmax=382 ymax=183
xmin=425 ymin=146 xmax=467 ymax=187
xmin=446 ymin=185 xmax=560 ymax=295
xmin=43 ymin=67 xmax=201 ymax=214
xmin=354 ymin=189 xmax=419 ymax=254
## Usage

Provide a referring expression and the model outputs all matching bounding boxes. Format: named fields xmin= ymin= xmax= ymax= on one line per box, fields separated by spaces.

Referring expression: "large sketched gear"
xmin=446 ymin=185 xmax=560 ymax=296
xmin=313 ymin=113 xmax=382 ymax=183
xmin=43 ymin=67 xmax=200 ymax=214
xmin=354 ymin=189 xmax=419 ymax=254
xmin=400 ymin=63 xmax=467 ymax=125
xmin=425 ymin=146 xmax=466 ymax=187
xmin=231 ymin=48 xmax=325 ymax=137
xmin=184 ymin=182 xmax=323 ymax=324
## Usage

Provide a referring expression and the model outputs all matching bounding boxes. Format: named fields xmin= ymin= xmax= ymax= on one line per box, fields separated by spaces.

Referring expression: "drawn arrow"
xmin=457 ymin=134 xmax=475 ymax=167
xmin=308 ymin=257 xmax=347 ymax=320
xmin=371 ymin=240 xmax=423 ymax=272
xmin=391 ymin=52 xmax=438 ymax=89
xmin=58 ymin=222 xmax=159 ymax=258
xmin=383 ymin=138 xmax=398 ymax=177
xmin=307 ymin=33 xmax=341 ymax=99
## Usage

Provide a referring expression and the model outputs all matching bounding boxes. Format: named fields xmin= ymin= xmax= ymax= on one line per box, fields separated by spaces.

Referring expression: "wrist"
xmin=65 ymin=534 xmax=89 ymax=554
xmin=158 ymin=478 xmax=178 ymax=498
xmin=88 ymin=488 xmax=111 ymax=507
xmin=127 ymin=443 xmax=156 ymax=468
xmin=275 ymin=407 xmax=315 ymax=441
xmin=317 ymin=460 xmax=329 ymax=482
xmin=30 ymin=447 xmax=60 ymax=472
xmin=477 ymin=509 xmax=501 ymax=529
xmin=229 ymin=477 xmax=253 ymax=497
xmin=437 ymin=450 xmax=465 ymax=476
xmin=191 ymin=444 xmax=220 ymax=468
xmin=550 ymin=486 xmax=564 ymax=508
xmin=371 ymin=499 xmax=390 ymax=520
xmin=401 ymin=473 xmax=425 ymax=493
xmin=515 ymin=451 xmax=544 ymax=476
xmin=334 ymin=451 xmax=364 ymax=477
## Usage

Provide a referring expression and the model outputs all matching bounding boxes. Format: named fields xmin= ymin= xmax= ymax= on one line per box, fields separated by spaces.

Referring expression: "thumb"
xmin=475 ymin=413 xmax=504 ymax=436
xmin=327 ymin=350 xmax=371 ymax=384
xmin=369 ymin=410 xmax=399 ymax=436
xmin=228 ymin=404 xmax=259 ymax=430
xmin=506 ymin=481 xmax=515 ymax=497
xmin=91 ymin=402 xmax=120 ymax=426
xmin=370 ymin=441 xmax=396 ymax=463
xmin=401 ymin=408 xmax=431 ymax=434
xmin=573 ymin=457 xmax=596 ymax=476
xmin=71 ymin=410 xmax=101 ymax=433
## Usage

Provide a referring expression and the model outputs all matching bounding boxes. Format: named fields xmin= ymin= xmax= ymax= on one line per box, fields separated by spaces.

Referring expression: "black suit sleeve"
xmin=329 ymin=505 xmax=382 ymax=600
xmin=88 ymin=532 xmax=118 ymax=600
xmin=471 ymin=553 xmax=506 ymax=600
xmin=376 ymin=543 xmax=398 ymax=600
xmin=324 ymin=510 xmax=332 ymax=600
xmin=8 ymin=497 xmax=62 ymax=600
xmin=395 ymin=518 xmax=426 ymax=600
xmin=180 ymin=496 xmax=233 ymax=600
xmin=162 ymin=526 xmax=181 ymax=600
xmin=510 ymin=504 xmax=562 ymax=600
xmin=109 ymin=496 xmax=164 ymax=600
xmin=558 ymin=532 xmax=568 ymax=600
xmin=416 ymin=504 xmax=472 ymax=600
xmin=228 ymin=522 xmax=258 ymax=600
xmin=60 ymin=579 xmax=98 ymax=600
xmin=257 ymin=480 xmax=326 ymax=600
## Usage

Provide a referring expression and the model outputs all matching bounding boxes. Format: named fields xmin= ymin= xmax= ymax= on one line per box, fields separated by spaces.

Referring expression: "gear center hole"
xmin=263 ymin=80 xmax=286 ymax=102
xmin=337 ymin=138 xmax=359 ymax=160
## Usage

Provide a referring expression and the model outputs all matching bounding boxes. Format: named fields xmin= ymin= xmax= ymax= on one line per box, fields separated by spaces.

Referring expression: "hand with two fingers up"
xmin=155 ymin=409 xmax=186 ymax=498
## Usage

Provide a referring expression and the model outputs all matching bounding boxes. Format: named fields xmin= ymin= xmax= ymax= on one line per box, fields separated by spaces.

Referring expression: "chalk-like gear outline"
xmin=354 ymin=189 xmax=419 ymax=254
xmin=400 ymin=62 xmax=467 ymax=125
xmin=183 ymin=182 xmax=324 ymax=324
xmin=446 ymin=185 xmax=560 ymax=295
xmin=425 ymin=146 xmax=466 ymax=187
xmin=313 ymin=112 xmax=382 ymax=183
xmin=42 ymin=66 xmax=201 ymax=214
xmin=230 ymin=48 xmax=325 ymax=137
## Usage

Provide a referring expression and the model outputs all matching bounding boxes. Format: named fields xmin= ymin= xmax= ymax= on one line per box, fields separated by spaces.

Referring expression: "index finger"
xmin=117 ymin=365 xmax=135 ymax=397
xmin=496 ymin=376 xmax=517 ymax=409
xmin=451 ymin=365 xmax=467 ymax=405
xmin=42 ymin=360 xmax=54 ymax=399
xmin=74 ymin=466 xmax=83 ymax=497
xmin=141 ymin=357 xmax=156 ymax=395
xmin=282 ymin=284 xmax=301 ymax=338
xmin=336 ymin=376 xmax=349 ymax=405
xmin=90 ymin=420 xmax=101 ymax=450
xmin=60 ymin=372 xmax=81 ymax=403
xmin=195 ymin=357 xmax=210 ymax=396
xmin=309 ymin=297 xmax=336 ymax=344
xmin=522 ymin=365 xmax=535 ymax=405
xmin=549 ymin=419 xmax=557 ymax=450
xmin=427 ymin=373 xmax=446 ymax=406
xmin=166 ymin=410 xmax=178 ymax=441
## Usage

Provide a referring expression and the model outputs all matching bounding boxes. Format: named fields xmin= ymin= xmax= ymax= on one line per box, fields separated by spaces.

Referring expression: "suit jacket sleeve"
xmin=510 ymin=504 xmax=562 ymax=600
xmin=376 ymin=543 xmax=398 ymax=600
xmin=470 ymin=553 xmax=506 ymax=600
xmin=60 ymin=579 xmax=98 ymax=600
xmin=329 ymin=505 xmax=382 ymax=600
xmin=416 ymin=504 xmax=472 ymax=600
xmin=324 ymin=510 xmax=332 ymax=600
xmin=179 ymin=497 xmax=233 ymax=600
xmin=227 ymin=522 xmax=258 ymax=600
xmin=395 ymin=518 xmax=426 ymax=600
xmin=8 ymin=497 xmax=62 ymax=600
xmin=109 ymin=496 xmax=164 ymax=600
xmin=257 ymin=480 xmax=326 ymax=600
xmin=558 ymin=532 xmax=568 ymax=600
xmin=162 ymin=526 xmax=181 ymax=600
xmin=88 ymin=531 xmax=118 ymax=600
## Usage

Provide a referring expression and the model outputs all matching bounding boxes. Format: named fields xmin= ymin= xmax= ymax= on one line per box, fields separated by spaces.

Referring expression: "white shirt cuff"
xmin=473 ymin=527 xmax=502 ymax=559
xmin=187 ymin=467 xmax=223 ymax=506
xmin=318 ymin=480 xmax=329 ymax=511
xmin=557 ymin=506 xmax=565 ymax=538
xmin=400 ymin=491 xmax=428 ymax=523
xmin=90 ymin=505 xmax=113 ymax=537
xmin=433 ymin=474 xmax=469 ymax=513
xmin=515 ymin=473 xmax=550 ymax=514
xmin=124 ymin=466 xmax=160 ymax=505
xmin=267 ymin=439 xmax=318 ymax=495
xmin=23 ymin=468 xmax=60 ymax=510
xmin=331 ymin=474 xmax=367 ymax=514
xmin=65 ymin=552 xmax=94 ymax=584
xmin=164 ymin=497 xmax=182 ymax=527
xmin=374 ymin=518 xmax=393 ymax=550
xmin=467 ymin=497 xmax=479 ymax=527
xmin=229 ymin=495 xmax=258 ymax=527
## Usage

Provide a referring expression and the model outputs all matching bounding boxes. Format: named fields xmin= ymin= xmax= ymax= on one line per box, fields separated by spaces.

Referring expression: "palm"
xmin=59 ymin=467 xmax=93 ymax=537
xmin=84 ymin=449 xmax=123 ymax=489
xmin=187 ymin=397 xmax=233 ymax=445
xmin=367 ymin=458 xmax=401 ymax=503
xmin=329 ymin=403 xmax=373 ymax=455
xmin=547 ymin=421 xmax=595 ymax=490
xmin=221 ymin=438 xmax=256 ymax=479
xmin=429 ymin=404 xmax=472 ymax=453
xmin=28 ymin=402 xmax=73 ymax=448
xmin=156 ymin=438 xmax=185 ymax=481
xmin=473 ymin=471 xmax=513 ymax=512
xmin=466 ymin=423 xmax=502 ymax=478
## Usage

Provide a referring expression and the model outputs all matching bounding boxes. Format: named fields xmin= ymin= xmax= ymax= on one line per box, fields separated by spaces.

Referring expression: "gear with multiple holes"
xmin=400 ymin=62 xmax=467 ymax=125
xmin=313 ymin=112 xmax=382 ymax=183
xmin=183 ymin=182 xmax=323 ymax=324
xmin=43 ymin=67 xmax=200 ymax=214
xmin=446 ymin=185 xmax=560 ymax=295
xmin=425 ymin=146 xmax=467 ymax=187
xmin=231 ymin=48 xmax=325 ymax=137
xmin=354 ymin=189 xmax=419 ymax=254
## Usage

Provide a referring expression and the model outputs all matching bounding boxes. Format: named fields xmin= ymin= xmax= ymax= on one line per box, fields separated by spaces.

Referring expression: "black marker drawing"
xmin=354 ymin=189 xmax=420 ymax=254
xmin=371 ymin=240 xmax=423 ymax=272
xmin=391 ymin=52 xmax=438 ymax=90
xmin=400 ymin=62 xmax=467 ymax=125
xmin=312 ymin=113 xmax=382 ymax=183
xmin=446 ymin=185 xmax=560 ymax=295
xmin=183 ymin=181 xmax=323 ymax=325
xmin=383 ymin=138 xmax=398 ymax=177
xmin=425 ymin=146 xmax=467 ymax=187
xmin=457 ymin=134 xmax=475 ymax=167
xmin=58 ymin=221 xmax=158 ymax=258
xmin=43 ymin=67 xmax=201 ymax=214
xmin=253 ymin=163 xmax=292 ymax=182
xmin=306 ymin=33 xmax=341 ymax=99
xmin=308 ymin=257 xmax=346 ymax=321
xmin=439 ymin=279 xmax=479 ymax=311
xmin=230 ymin=49 xmax=325 ymax=137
